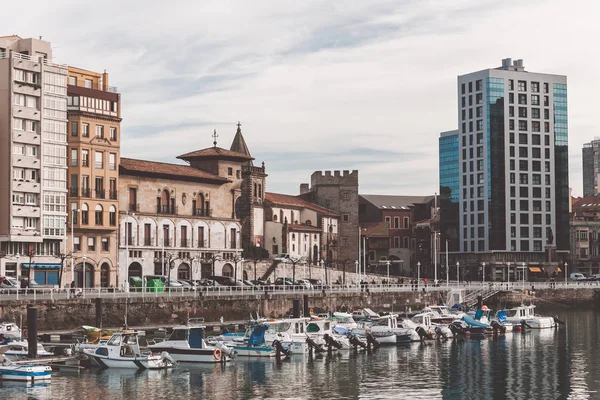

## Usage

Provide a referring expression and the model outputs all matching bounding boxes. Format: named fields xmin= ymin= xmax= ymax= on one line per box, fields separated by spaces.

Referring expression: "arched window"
xmin=198 ymin=193 xmax=205 ymax=215
xmin=292 ymin=234 xmax=296 ymax=241
xmin=161 ymin=189 xmax=170 ymax=213
xmin=81 ymin=203 xmax=89 ymax=225
xmin=222 ymin=263 xmax=234 ymax=277
xmin=109 ymin=205 xmax=116 ymax=226
xmin=291 ymin=211 xmax=294 ymax=224
xmin=258 ymin=184 xmax=262 ymax=199
xmin=273 ymin=214 xmax=278 ymax=221
xmin=94 ymin=204 xmax=103 ymax=225
xmin=253 ymin=183 xmax=257 ymax=198
xmin=280 ymin=210 xmax=284 ymax=223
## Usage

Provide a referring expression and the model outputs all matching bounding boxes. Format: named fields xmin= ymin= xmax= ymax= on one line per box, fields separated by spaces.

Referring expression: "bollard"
xmin=27 ymin=306 xmax=38 ymax=359
xmin=96 ymin=298 xmax=103 ymax=328
xmin=477 ymin=295 xmax=483 ymax=309
xmin=303 ymin=295 xmax=310 ymax=318
xmin=292 ymin=299 xmax=300 ymax=318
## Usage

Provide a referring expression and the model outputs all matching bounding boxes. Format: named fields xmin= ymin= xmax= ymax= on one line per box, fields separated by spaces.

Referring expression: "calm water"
xmin=4 ymin=308 xmax=600 ymax=400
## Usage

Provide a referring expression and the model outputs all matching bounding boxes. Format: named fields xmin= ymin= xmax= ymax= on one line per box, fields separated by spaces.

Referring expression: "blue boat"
xmin=223 ymin=324 xmax=276 ymax=358
xmin=0 ymin=349 xmax=52 ymax=382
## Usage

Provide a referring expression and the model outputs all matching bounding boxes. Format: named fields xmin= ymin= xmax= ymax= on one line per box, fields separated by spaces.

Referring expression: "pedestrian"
xmin=70 ymin=280 xmax=76 ymax=298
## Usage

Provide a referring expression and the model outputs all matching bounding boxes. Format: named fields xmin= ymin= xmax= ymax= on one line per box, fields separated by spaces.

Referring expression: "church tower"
xmin=231 ymin=123 xmax=268 ymax=250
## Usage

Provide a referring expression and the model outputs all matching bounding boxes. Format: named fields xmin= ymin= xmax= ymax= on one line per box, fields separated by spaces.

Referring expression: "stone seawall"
xmin=0 ymin=291 xmax=446 ymax=331
xmin=497 ymin=288 xmax=600 ymax=308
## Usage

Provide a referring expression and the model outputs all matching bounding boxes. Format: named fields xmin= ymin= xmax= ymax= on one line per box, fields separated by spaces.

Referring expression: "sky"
xmin=4 ymin=0 xmax=599 ymax=196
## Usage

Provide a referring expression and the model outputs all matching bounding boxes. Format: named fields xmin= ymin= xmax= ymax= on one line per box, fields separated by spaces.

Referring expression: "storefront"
xmin=20 ymin=263 xmax=62 ymax=285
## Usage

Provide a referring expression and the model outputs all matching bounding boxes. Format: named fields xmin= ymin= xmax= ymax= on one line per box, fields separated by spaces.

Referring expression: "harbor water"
xmin=3 ymin=308 xmax=600 ymax=400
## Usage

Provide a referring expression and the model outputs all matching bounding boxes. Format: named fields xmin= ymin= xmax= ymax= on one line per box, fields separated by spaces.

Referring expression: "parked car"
xmin=251 ymin=279 xmax=268 ymax=286
xmin=142 ymin=275 xmax=184 ymax=291
xmin=570 ymin=273 xmax=587 ymax=281
xmin=295 ymin=279 xmax=312 ymax=289
xmin=274 ymin=277 xmax=296 ymax=287
xmin=242 ymin=280 xmax=256 ymax=287
xmin=177 ymin=280 xmax=196 ymax=291
xmin=195 ymin=278 xmax=222 ymax=288
xmin=307 ymin=278 xmax=328 ymax=290
xmin=208 ymin=276 xmax=246 ymax=289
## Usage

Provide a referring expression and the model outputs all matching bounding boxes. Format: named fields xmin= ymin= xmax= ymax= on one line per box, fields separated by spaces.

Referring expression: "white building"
xmin=0 ymin=36 xmax=68 ymax=285
xmin=264 ymin=192 xmax=339 ymax=263
xmin=455 ymin=58 xmax=569 ymax=255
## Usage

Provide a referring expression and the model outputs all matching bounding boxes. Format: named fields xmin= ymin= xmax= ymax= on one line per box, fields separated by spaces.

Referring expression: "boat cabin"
xmin=165 ymin=326 xmax=206 ymax=349
xmin=99 ymin=332 xmax=142 ymax=358
xmin=506 ymin=305 xmax=535 ymax=320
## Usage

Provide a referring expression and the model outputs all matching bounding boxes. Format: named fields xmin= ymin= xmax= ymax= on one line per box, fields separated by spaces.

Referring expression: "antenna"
xmin=212 ymin=129 xmax=218 ymax=147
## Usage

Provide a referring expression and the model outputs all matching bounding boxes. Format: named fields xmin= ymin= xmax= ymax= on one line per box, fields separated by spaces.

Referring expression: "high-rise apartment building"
xmin=440 ymin=58 xmax=569 ymax=263
xmin=66 ymin=67 xmax=121 ymax=288
xmin=0 ymin=35 xmax=68 ymax=284
xmin=582 ymin=138 xmax=600 ymax=196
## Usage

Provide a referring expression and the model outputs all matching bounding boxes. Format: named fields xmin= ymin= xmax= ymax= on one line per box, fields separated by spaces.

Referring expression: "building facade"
xmin=263 ymin=192 xmax=338 ymax=263
xmin=66 ymin=66 xmax=121 ymax=288
xmin=439 ymin=58 xmax=570 ymax=278
xmin=0 ymin=36 xmax=68 ymax=285
xmin=299 ymin=170 xmax=359 ymax=266
xmin=582 ymin=139 xmax=600 ymax=196
xmin=569 ymin=196 xmax=600 ymax=276
xmin=439 ymin=130 xmax=460 ymax=253
xmin=117 ymin=135 xmax=249 ymax=288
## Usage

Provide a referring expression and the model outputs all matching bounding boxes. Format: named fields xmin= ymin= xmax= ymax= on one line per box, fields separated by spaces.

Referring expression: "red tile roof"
xmin=120 ymin=157 xmax=229 ymax=184
xmin=265 ymin=192 xmax=338 ymax=217
xmin=177 ymin=147 xmax=254 ymax=161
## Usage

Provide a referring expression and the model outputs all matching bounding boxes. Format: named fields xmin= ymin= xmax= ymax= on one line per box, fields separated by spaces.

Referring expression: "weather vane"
xmin=212 ymin=129 xmax=218 ymax=147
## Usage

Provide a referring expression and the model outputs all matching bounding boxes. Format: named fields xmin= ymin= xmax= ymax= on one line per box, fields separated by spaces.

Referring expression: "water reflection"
xmin=1 ymin=310 xmax=600 ymax=399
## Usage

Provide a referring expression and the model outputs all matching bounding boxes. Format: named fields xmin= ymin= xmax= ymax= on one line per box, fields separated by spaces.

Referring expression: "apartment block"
xmin=582 ymin=138 xmax=600 ymax=196
xmin=66 ymin=66 xmax=121 ymax=288
xmin=0 ymin=35 xmax=68 ymax=285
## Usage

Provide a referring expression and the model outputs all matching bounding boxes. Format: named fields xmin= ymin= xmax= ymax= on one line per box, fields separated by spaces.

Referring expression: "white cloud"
xmin=2 ymin=0 xmax=597 ymax=196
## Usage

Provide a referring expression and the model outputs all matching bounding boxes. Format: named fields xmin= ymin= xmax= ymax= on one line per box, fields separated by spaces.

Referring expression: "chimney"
xmin=300 ymin=183 xmax=310 ymax=195
xmin=102 ymin=70 xmax=109 ymax=91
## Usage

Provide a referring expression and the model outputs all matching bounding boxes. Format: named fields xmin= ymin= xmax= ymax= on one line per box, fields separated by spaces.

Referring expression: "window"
xmin=518 ymin=80 xmax=526 ymax=91
xmin=70 ymin=149 xmax=78 ymax=167
xmin=13 ymin=144 xmax=25 ymax=155
xmin=518 ymin=134 xmax=527 ymax=145
xmin=82 ymin=123 xmax=89 ymax=137
xmin=520 ymin=225 xmax=529 ymax=236
xmin=95 ymin=204 xmax=103 ymax=225
xmin=519 ymin=187 xmax=529 ymax=197
xmin=476 ymin=79 xmax=482 ymax=91
xmin=403 ymin=217 xmax=409 ymax=229
xmin=519 ymin=120 xmax=527 ymax=131
xmin=109 ymin=127 xmax=117 ymax=141
xmin=509 ymin=93 xmax=514 ymax=104
xmin=109 ymin=153 xmax=116 ymax=170
xmin=543 ymin=82 xmax=549 ymax=93
xmin=394 ymin=217 xmax=399 ymax=229
xmin=81 ymin=204 xmax=89 ymax=224
xmin=531 ymin=82 xmax=539 ymax=92
xmin=519 ymin=160 xmax=528 ymax=171
xmin=85 ymin=79 xmax=93 ymax=88
xmin=509 ymin=79 xmax=514 ymax=90
xmin=531 ymin=95 xmax=540 ymax=105
xmin=102 ymin=237 xmax=109 ymax=251
xmin=519 ymin=147 xmax=528 ymax=158
xmin=533 ymin=161 xmax=541 ymax=171
xmin=88 ymin=237 xmax=95 ymax=252
xmin=342 ymin=214 xmax=349 ymax=222
xmin=519 ymin=107 xmax=527 ymax=118
xmin=532 ymin=174 xmax=541 ymax=185
xmin=532 ymin=108 xmax=540 ymax=119
xmin=532 ymin=121 xmax=540 ymax=132
xmin=532 ymin=134 xmax=540 ymax=145
xmin=95 ymin=125 xmax=104 ymax=138
xmin=13 ymin=118 xmax=25 ymax=131
xmin=95 ymin=151 xmax=103 ymax=168
xmin=519 ymin=173 xmax=528 ymax=184
xmin=518 ymin=94 xmax=527 ymax=105
xmin=227 ymin=167 xmax=233 ymax=176
xmin=385 ymin=216 xmax=391 ymax=227
xmin=74 ymin=237 xmax=81 ymax=251
xmin=82 ymin=150 xmax=89 ymax=167
xmin=532 ymin=148 xmax=541 ymax=158
xmin=109 ymin=205 xmax=116 ymax=226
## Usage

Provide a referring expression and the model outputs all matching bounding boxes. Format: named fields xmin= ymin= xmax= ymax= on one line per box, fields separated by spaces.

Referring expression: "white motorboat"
xmin=330 ymin=312 xmax=358 ymax=330
xmin=148 ymin=324 xmax=235 ymax=363
xmin=503 ymin=305 xmax=556 ymax=329
xmin=0 ymin=322 xmax=21 ymax=339
xmin=354 ymin=314 xmax=419 ymax=344
xmin=0 ymin=349 xmax=51 ymax=382
xmin=3 ymin=340 xmax=54 ymax=360
xmin=82 ymin=331 xmax=174 ymax=369
xmin=409 ymin=312 xmax=453 ymax=338
xmin=422 ymin=305 xmax=463 ymax=324
xmin=263 ymin=317 xmax=310 ymax=354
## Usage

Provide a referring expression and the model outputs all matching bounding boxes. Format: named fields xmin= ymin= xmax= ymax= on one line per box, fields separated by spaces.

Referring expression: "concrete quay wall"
xmin=0 ymin=291 xmax=444 ymax=331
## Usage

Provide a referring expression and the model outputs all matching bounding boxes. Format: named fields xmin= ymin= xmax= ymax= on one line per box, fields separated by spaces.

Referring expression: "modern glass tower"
xmin=582 ymin=138 xmax=600 ymax=196
xmin=439 ymin=130 xmax=460 ymax=252
xmin=445 ymin=58 xmax=569 ymax=255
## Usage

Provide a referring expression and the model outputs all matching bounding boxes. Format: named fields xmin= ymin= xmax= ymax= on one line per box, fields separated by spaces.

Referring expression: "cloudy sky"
xmin=4 ymin=0 xmax=598 ymax=196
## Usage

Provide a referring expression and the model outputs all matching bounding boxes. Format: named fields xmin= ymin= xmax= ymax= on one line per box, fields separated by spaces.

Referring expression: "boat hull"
xmin=0 ymin=365 xmax=52 ymax=382
xmin=149 ymin=346 xmax=227 ymax=363
xmin=229 ymin=345 xmax=275 ymax=357
xmin=525 ymin=317 xmax=556 ymax=329
xmin=83 ymin=351 xmax=170 ymax=370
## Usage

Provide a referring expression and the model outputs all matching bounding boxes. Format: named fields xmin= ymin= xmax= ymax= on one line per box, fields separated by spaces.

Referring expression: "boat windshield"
xmin=373 ymin=318 xmax=390 ymax=327
xmin=167 ymin=329 xmax=188 ymax=341
xmin=506 ymin=309 xmax=518 ymax=318
xmin=267 ymin=322 xmax=291 ymax=333
xmin=107 ymin=335 xmax=123 ymax=346
xmin=335 ymin=317 xmax=354 ymax=324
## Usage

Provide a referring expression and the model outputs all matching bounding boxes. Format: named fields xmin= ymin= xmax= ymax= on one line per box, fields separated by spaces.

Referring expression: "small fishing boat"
xmin=502 ymin=305 xmax=555 ymax=329
xmin=329 ymin=312 xmax=358 ymax=330
xmin=355 ymin=314 xmax=419 ymax=344
xmin=148 ymin=324 xmax=236 ymax=363
xmin=2 ymin=340 xmax=54 ymax=361
xmin=82 ymin=331 xmax=174 ymax=369
xmin=0 ymin=348 xmax=52 ymax=382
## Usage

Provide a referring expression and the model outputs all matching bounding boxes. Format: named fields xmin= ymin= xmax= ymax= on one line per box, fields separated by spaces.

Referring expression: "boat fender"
xmin=213 ymin=348 xmax=222 ymax=361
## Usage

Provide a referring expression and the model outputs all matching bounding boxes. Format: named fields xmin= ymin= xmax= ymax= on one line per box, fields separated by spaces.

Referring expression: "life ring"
xmin=213 ymin=348 xmax=222 ymax=361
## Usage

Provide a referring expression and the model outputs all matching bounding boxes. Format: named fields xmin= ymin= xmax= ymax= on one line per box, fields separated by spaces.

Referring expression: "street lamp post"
xmin=125 ymin=211 xmax=134 ymax=289
xmin=434 ymin=232 xmax=438 ymax=285
xmin=564 ymin=262 xmax=568 ymax=286
xmin=456 ymin=262 xmax=460 ymax=289
xmin=16 ymin=253 xmax=20 ymax=280
xmin=355 ymin=260 xmax=359 ymax=286
xmin=320 ymin=260 xmax=325 ymax=284
xmin=445 ymin=240 xmax=449 ymax=287
xmin=71 ymin=208 xmax=80 ymax=285
xmin=417 ymin=261 xmax=421 ymax=291
xmin=522 ymin=262 xmax=526 ymax=290
xmin=482 ymin=262 xmax=486 ymax=285
xmin=386 ymin=260 xmax=390 ymax=284
xmin=82 ymin=255 xmax=87 ymax=297
xmin=507 ymin=263 xmax=511 ymax=288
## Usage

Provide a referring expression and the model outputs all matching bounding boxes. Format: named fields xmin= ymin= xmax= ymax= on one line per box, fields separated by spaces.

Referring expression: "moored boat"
xmin=503 ymin=305 xmax=556 ymax=329
xmin=0 ymin=348 xmax=52 ymax=382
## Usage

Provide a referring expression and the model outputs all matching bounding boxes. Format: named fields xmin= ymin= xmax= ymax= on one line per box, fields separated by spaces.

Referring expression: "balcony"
xmin=95 ymin=189 xmax=105 ymax=199
xmin=81 ymin=188 xmax=91 ymax=198
xmin=69 ymin=187 xmax=78 ymax=197
xmin=157 ymin=205 xmax=177 ymax=215
xmin=109 ymin=190 xmax=118 ymax=200
xmin=193 ymin=208 xmax=210 ymax=217
xmin=128 ymin=203 xmax=139 ymax=212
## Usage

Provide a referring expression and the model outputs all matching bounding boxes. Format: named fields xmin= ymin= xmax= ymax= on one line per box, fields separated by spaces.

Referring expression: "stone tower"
xmin=231 ymin=123 xmax=267 ymax=250
xmin=302 ymin=170 xmax=359 ymax=263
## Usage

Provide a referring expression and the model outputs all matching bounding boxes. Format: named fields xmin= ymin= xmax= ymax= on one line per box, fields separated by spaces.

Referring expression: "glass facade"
xmin=486 ymin=78 xmax=506 ymax=250
xmin=439 ymin=132 xmax=460 ymax=252
xmin=553 ymin=83 xmax=569 ymax=250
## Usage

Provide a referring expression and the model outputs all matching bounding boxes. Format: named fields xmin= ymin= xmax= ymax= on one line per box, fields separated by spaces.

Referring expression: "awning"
xmin=528 ymin=267 xmax=542 ymax=273
xmin=21 ymin=263 xmax=61 ymax=270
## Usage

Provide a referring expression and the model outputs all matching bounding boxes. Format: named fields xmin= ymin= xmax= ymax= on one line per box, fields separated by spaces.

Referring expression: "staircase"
xmin=261 ymin=260 xmax=281 ymax=281
xmin=464 ymin=288 xmax=501 ymax=307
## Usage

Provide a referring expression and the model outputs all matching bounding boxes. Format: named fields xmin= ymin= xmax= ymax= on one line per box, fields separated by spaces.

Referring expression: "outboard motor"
xmin=449 ymin=322 xmax=467 ymax=338
xmin=305 ymin=336 xmax=325 ymax=354
xmin=490 ymin=321 xmax=506 ymax=334
xmin=273 ymin=340 xmax=292 ymax=360
xmin=520 ymin=320 xmax=533 ymax=331
xmin=416 ymin=326 xmax=433 ymax=341
xmin=216 ymin=342 xmax=237 ymax=360
xmin=160 ymin=351 xmax=177 ymax=367
xmin=323 ymin=334 xmax=343 ymax=350
xmin=434 ymin=326 xmax=448 ymax=340
xmin=553 ymin=315 xmax=566 ymax=326
xmin=365 ymin=332 xmax=380 ymax=350
xmin=349 ymin=334 xmax=367 ymax=351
